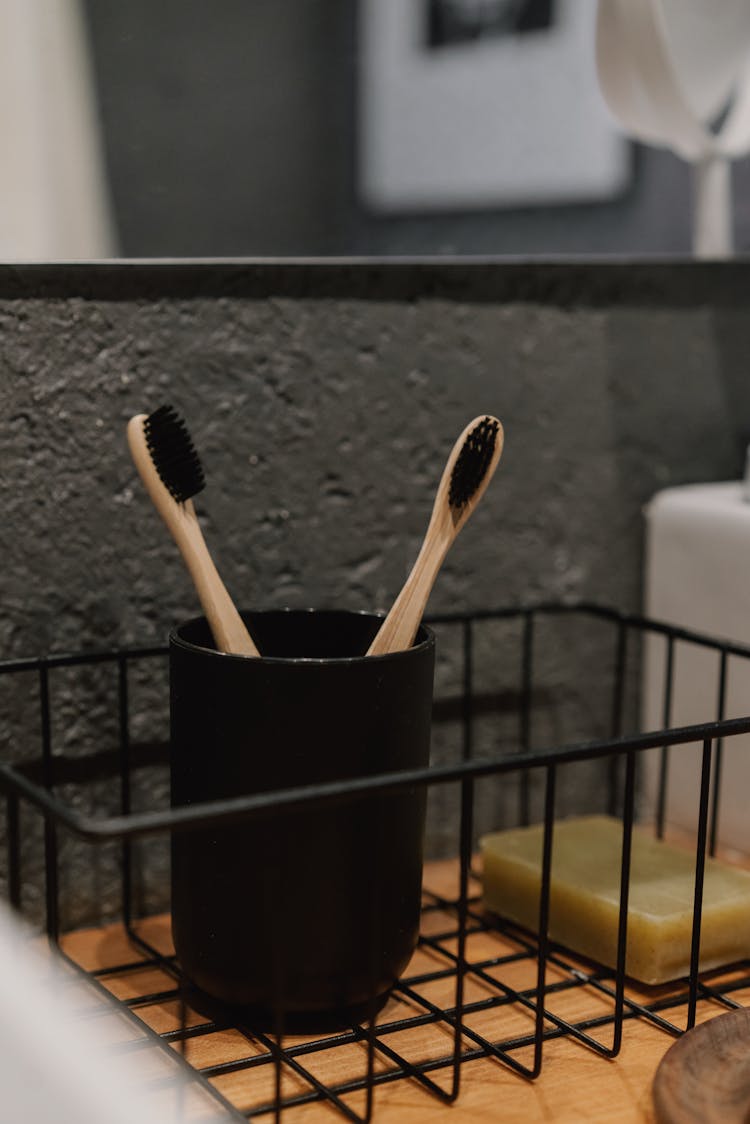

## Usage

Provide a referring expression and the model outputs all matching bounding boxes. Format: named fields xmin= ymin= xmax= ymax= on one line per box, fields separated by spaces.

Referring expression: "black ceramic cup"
xmin=169 ymin=609 xmax=435 ymax=1027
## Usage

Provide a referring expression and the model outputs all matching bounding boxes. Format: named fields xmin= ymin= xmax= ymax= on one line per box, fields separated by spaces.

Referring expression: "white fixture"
xmin=596 ymin=0 xmax=750 ymax=257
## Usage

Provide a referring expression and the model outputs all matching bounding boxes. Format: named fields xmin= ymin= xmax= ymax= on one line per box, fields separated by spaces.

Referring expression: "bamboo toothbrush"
xmin=367 ymin=415 xmax=504 ymax=657
xmin=127 ymin=405 xmax=260 ymax=657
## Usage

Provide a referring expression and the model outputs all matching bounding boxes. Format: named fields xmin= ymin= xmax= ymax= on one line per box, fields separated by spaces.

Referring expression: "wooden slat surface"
xmin=59 ymin=858 xmax=750 ymax=1123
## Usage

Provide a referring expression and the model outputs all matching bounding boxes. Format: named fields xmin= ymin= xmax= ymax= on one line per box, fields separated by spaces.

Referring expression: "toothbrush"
xmin=367 ymin=415 xmax=504 ymax=657
xmin=127 ymin=405 xmax=260 ymax=657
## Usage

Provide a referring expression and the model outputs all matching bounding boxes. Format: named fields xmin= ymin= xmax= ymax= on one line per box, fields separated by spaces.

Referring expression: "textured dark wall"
xmin=3 ymin=260 xmax=749 ymax=658
xmin=1 ymin=260 xmax=749 ymax=926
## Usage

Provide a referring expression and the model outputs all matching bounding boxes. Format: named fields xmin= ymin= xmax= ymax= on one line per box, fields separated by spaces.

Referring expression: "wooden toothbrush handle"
xmin=127 ymin=414 xmax=259 ymax=658
xmin=367 ymin=517 xmax=453 ymax=657
xmin=173 ymin=502 xmax=260 ymax=656
xmin=368 ymin=415 xmax=504 ymax=658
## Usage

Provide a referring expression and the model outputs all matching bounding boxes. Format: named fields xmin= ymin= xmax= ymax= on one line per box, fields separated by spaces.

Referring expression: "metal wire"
xmin=2 ymin=603 xmax=750 ymax=1121
xmin=117 ymin=654 xmax=133 ymax=928
xmin=708 ymin=650 xmax=728 ymax=858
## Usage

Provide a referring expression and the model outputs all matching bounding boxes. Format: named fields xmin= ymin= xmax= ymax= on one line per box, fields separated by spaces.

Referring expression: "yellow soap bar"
xmin=480 ymin=814 xmax=750 ymax=985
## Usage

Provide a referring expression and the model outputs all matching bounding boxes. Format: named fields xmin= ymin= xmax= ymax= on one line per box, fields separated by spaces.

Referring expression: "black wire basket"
xmin=2 ymin=602 xmax=750 ymax=1122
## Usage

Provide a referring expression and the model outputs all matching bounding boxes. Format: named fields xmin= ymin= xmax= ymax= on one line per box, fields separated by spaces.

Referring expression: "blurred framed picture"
xmin=359 ymin=0 xmax=629 ymax=210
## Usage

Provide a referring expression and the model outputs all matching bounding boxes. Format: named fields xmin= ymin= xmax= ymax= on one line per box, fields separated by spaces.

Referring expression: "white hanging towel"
xmin=596 ymin=0 xmax=750 ymax=258
xmin=0 ymin=0 xmax=115 ymax=259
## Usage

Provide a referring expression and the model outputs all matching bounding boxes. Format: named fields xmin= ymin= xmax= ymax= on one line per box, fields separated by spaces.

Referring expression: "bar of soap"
xmin=480 ymin=814 xmax=750 ymax=985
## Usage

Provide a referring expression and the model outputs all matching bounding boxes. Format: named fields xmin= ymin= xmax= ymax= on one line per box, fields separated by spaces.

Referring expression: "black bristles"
xmin=448 ymin=416 xmax=499 ymax=511
xmin=143 ymin=404 xmax=205 ymax=503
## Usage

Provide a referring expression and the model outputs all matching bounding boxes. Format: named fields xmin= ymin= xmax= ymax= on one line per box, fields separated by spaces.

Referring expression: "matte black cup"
xmin=169 ymin=609 xmax=435 ymax=1027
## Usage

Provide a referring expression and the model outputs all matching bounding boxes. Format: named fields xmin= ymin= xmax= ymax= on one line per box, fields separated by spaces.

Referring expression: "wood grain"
xmin=652 ymin=1009 xmax=750 ymax=1124
xmin=127 ymin=413 xmax=260 ymax=657
xmin=59 ymin=857 xmax=750 ymax=1123
xmin=367 ymin=417 xmax=504 ymax=656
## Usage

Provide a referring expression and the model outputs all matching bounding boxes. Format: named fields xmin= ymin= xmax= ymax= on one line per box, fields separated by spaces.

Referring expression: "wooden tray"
xmin=59 ymin=858 xmax=750 ymax=1123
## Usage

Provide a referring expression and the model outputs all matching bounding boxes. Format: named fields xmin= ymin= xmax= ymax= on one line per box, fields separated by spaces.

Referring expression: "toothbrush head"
xmin=142 ymin=404 xmax=205 ymax=503
xmin=448 ymin=415 xmax=501 ymax=513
